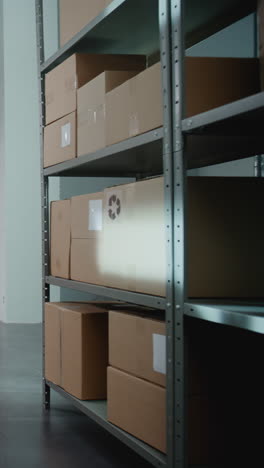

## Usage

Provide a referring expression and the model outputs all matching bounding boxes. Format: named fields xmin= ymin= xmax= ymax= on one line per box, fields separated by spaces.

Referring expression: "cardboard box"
xmin=45 ymin=53 xmax=146 ymax=125
xmin=59 ymin=0 xmax=112 ymax=47
xmin=107 ymin=367 xmax=209 ymax=463
xmin=77 ymin=70 xmax=140 ymax=156
xmin=109 ymin=311 xmax=166 ymax=387
xmin=105 ymin=58 xmax=259 ymax=146
xmin=50 ymin=200 xmax=71 ymax=279
xmin=44 ymin=112 xmax=76 ymax=168
xmin=101 ymin=177 xmax=166 ymax=296
xmin=185 ymin=57 xmax=260 ymax=117
xmin=70 ymin=192 xmax=104 ymax=285
xmin=106 ymin=62 xmax=162 ymax=146
xmin=45 ymin=302 xmax=109 ymax=400
xmin=101 ymin=176 xmax=264 ymax=298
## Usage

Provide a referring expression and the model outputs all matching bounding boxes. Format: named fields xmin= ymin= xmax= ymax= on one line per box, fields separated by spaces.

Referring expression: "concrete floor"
xmin=0 ymin=323 xmax=151 ymax=468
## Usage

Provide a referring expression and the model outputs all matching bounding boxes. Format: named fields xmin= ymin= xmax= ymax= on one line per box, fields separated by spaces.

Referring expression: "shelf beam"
xmin=46 ymin=276 xmax=166 ymax=310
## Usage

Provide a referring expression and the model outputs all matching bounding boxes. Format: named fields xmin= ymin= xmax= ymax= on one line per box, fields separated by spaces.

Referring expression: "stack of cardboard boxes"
xmin=45 ymin=302 xmax=209 ymax=463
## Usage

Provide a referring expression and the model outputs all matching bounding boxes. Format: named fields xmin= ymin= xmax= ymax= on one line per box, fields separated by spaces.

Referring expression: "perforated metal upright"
xmin=36 ymin=0 xmax=50 ymax=411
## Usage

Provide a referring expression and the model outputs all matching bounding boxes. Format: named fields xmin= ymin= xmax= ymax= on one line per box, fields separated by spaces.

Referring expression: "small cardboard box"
xmin=107 ymin=367 xmax=209 ymax=463
xmin=44 ymin=112 xmax=76 ymax=168
xmin=77 ymin=70 xmax=140 ymax=156
xmin=50 ymin=200 xmax=71 ymax=279
xmin=45 ymin=302 xmax=109 ymax=400
xmin=70 ymin=192 xmax=104 ymax=285
xmin=106 ymin=62 xmax=162 ymax=146
xmin=45 ymin=53 xmax=146 ymax=125
xmin=59 ymin=0 xmax=112 ymax=47
xmin=109 ymin=311 xmax=166 ymax=387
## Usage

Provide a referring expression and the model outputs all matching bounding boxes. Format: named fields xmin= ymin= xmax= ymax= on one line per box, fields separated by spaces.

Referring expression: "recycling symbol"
xmin=108 ymin=194 xmax=121 ymax=220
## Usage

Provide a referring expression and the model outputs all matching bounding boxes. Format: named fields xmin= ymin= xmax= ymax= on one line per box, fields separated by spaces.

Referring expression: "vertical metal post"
xmin=253 ymin=11 xmax=264 ymax=178
xmin=159 ymin=1 xmax=185 ymax=468
xmin=171 ymin=0 xmax=186 ymax=467
xmin=35 ymin=0 xmax=50 ymax=410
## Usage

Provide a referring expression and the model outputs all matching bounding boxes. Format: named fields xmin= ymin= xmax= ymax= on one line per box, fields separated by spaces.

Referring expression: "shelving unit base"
xmin=46 ymin=380 xmax=166 ymax=468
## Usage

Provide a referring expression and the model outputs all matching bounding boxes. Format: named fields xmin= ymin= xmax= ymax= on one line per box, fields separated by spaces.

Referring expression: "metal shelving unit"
xmin=36 ymin=1 xmax=263 ymax=467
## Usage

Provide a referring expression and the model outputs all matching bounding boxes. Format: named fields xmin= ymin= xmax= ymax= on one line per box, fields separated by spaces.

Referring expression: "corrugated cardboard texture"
xmin=185 ymin=57 xmax=260 ymax=117
xmin=102 ymin=177 xmax=166 ymax=296
xmin=50 ymin=200 xmax=71 ymax=279
xmin=45 ymin=53 xmax=146 ymax=125
xmin=106 ymin=62 xmax=162 ymax=146
xmin=188 ymin=177 xmax=264 ymax=298
xmin=77 ymin=70 xmax=140 ymax=156
xmin=109 ymin=311 xmax=166 ymax=387
xmin=44 ymin=111 xmax=76 ymax=168
xmin=71 ymin=238 xmax=104 ymax=285
xmin=45 ymin=303 xmax=61 ymax=385
xmin=61 ymin=303 xmax=108 ymax=399
xmin=258 ymin=0 xmax=264 ymax=88
xmin=59 ymin=0 xmax=112 ymax=46
xmin=107 ymin=367 xmax=209 ymax=463
xmin=71 ymin=192 xmax=104 ymax=239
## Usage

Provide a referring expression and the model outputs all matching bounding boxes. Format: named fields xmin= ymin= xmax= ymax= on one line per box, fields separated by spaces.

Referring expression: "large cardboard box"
xmin=101 ymin=176 xmax=264 ymax=298
xmin=185 ymin=57 xmax=259 ymax=117
xmin=109 ymin=311 xmax=166 ymax=387
xmin=45 ymin=53 xmax=146 ymax=125
xmin=77 ymin=70 xmax=140 ymax=156
xmin=45 ymin=302 xmax=109 ymax=400
xmin=107 ymin=367 xmax=209 ymax=463
xmin=59 ymin=0 xmax=112 ymax=47
xmin=50 ymin=200 xmax=71 ymax=279
xmin=105 ymin=58 xmax=259 ymax=146
xmin=70 ymin=192 xmax=104 ymax=285
xmin=44 ymin=112 xmax=76 ymax=168
xmin=106 ymin=62 xmax=162 ymax=146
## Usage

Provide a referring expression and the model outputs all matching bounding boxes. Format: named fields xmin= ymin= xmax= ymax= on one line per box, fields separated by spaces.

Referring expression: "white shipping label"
xmin=61 ymin=122 xmax=71 ymax=148
xmin=89 ymin=199 xmax=103 ymax=231
xmin=153 ymin=333 xmax=166 ymax=375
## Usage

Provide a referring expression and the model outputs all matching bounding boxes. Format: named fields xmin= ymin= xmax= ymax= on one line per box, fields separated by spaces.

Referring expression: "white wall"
xmin=0 ymin=0 xmax=59 ymax=323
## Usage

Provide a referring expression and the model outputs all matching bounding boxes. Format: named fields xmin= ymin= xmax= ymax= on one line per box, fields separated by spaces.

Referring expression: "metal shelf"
xmin=46 ymin=276 xmax=165 ymax=310
xmin=183 ymin=92 xmax=264 ymax=136
xmin=41 ymin=0 xmax=159 ymax=73
xmin=44 ymin=128 xmax=163 ymax=177
xmin=185 ymin=301 xmax=264 ymax=334
xmin=185 ymin=0 xmax=256 ymax=47
xmin=46 ymin=380 xmax=166 ymax=468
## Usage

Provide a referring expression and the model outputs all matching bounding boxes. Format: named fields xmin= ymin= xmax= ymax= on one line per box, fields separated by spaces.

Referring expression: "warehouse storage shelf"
xmin=185 ymin=302 xmax=264 ymax=335
xmin=37 ymin=0 xmax=263 ymax=466
xmin=46 ymin=276 xmax=166 ymax=309
xmin=46 ymin=380 xmax=166 ymax=468
xmin=44 ymin=128 xmax=163 ymax=177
